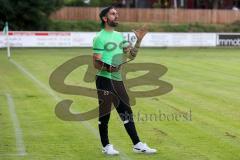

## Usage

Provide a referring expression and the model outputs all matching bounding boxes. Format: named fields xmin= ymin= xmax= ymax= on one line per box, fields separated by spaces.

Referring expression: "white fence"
xmin=0 ymin=31 xmax=240 ymax=48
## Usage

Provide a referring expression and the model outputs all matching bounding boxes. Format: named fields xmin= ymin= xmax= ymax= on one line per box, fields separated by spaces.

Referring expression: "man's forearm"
xmin=129 ymin=39 xmax=142 ymax=59
xmin=134 ymin=39 xmax=141 ymax=49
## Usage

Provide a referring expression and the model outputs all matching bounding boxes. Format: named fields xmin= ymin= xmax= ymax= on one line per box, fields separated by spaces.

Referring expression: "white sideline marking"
xmin=10 ymin=59 xmax=130 ymax=160
xmin=10 ymin=59 xmax=60 ymax=102
xmin=5 ymin=93 xmax=27 ymax=156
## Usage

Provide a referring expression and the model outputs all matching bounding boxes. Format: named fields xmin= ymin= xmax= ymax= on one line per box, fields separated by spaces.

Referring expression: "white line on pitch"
xmin=5 ymin=93 xmax=26 ymax=156
xmin=10 ymin=59 xmax=130 ymax=160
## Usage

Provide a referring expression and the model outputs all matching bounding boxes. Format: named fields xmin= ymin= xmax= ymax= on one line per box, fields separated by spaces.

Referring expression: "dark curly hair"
xmin=99 ymin=6 xmax=115 ymax=28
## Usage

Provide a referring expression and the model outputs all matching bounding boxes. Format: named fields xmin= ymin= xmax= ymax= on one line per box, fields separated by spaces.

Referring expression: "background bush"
xmin=48 ymin=20 xmax=240 ymax=32
xmin=0 ymin=0 xmax=64 ymax=31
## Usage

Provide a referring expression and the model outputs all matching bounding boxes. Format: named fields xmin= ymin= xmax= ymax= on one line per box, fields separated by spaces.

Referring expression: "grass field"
xmin=0 ymin=47 xmax=240 ymax=160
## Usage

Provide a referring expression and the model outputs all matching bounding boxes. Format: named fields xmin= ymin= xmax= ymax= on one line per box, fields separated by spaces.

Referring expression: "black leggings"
xmin=96 ymin=75 xmax=140 ymax=147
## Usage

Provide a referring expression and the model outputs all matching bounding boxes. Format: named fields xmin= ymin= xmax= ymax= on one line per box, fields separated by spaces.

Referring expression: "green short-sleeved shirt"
xmin=93 ymin=29 xmax=128 ymax=81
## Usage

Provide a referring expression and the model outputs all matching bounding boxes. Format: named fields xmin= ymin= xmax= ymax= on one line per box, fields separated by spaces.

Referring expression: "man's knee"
xmin=99 ymin=114 xmax=110 ymax=125
xmin=119 ymin=111 xmax=133 ymax=123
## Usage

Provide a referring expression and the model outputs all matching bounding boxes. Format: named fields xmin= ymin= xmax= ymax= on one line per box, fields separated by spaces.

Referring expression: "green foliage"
xmin=98 ymin=0 xmax=114 ymax=7
xmin=49 ymin=20 xmax=240 ymax=33
xmin=64 ymin=0 xmax=114 ymax=7
xmin=224 ymin=20 xmax=240 ymax=32
xmin=64 ymin=0 xmax=85 ymax=6
xmin=49 ymin=20 xmax=101 ymax=31
xmin=162 ymin=24 xmax=189 ymax=32
xmin=0 ymin=0 xmax=64 ymax=31
xmin=188 ymin=23 xmax=219 ymax=32
xmin=152 ymin=2 xmax=162 ymax=8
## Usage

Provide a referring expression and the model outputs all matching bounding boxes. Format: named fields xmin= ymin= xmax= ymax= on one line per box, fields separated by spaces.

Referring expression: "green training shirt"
xmin=93 ymin=29 xmax=128 ymax=81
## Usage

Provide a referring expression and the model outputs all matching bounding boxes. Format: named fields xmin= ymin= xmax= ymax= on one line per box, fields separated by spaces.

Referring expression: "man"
xmin=92 ymin=6 xmax=157 ymax=155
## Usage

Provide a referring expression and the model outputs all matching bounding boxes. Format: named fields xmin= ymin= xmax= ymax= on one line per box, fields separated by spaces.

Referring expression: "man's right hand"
xmin=107 ymin=65 xmax=120 ymax=72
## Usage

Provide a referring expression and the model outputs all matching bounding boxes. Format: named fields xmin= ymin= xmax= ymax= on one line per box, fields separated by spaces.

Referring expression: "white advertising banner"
xmin=71 ymin=32 xmax=96 ymax=47
xmin=0 ymin=32 xmax=6 ymax=48
xmin=0 ymin=31 xmax=218 ymax=48
xmin=141 ymin=33 xmax=217 ymax=47
xmin=0 ymin=32 xmax=72 ymax=47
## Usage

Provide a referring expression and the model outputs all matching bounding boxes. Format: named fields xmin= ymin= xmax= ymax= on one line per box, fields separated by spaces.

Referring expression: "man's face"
xmin=105 ymin=8 xmax=119 ymax=27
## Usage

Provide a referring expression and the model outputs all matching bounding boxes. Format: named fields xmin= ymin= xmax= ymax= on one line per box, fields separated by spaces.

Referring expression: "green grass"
xmin=0 ymin=47 xmax=240 ymax=160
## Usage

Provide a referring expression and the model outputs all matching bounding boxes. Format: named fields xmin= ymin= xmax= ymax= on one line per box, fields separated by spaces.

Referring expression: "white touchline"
xmin=6 ymin=93 xmax=27 ymax=156
xmin=10 ymin=59 xmax=60 ymax=102
xmin=10 ymin=59 xmax=131 ymax=160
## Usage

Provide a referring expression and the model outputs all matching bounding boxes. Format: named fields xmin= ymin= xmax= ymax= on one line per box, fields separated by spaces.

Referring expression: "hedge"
xmin=48 ymin=20 xmax=240 ymax=32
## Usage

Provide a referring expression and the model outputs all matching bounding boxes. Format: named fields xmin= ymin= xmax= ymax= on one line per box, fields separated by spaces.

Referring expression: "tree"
xmin=211 ymin=0 xmax=219 ymax=9
xmin=0 ymin=0 xmax=64 ymax=31
xmin=64 ymin=0 xmax=85 ymax=6
xmin=64 ymin=0 xmax=115 ymax=7
xmin=208 ymin=0 xmax=219 ymax=9
xmin=99 ymin=0 xmax=115 ymax=6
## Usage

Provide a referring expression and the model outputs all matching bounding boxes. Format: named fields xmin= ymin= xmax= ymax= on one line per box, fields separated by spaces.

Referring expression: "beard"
xmin=107 ymin=18 xmax=118 ymax=27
